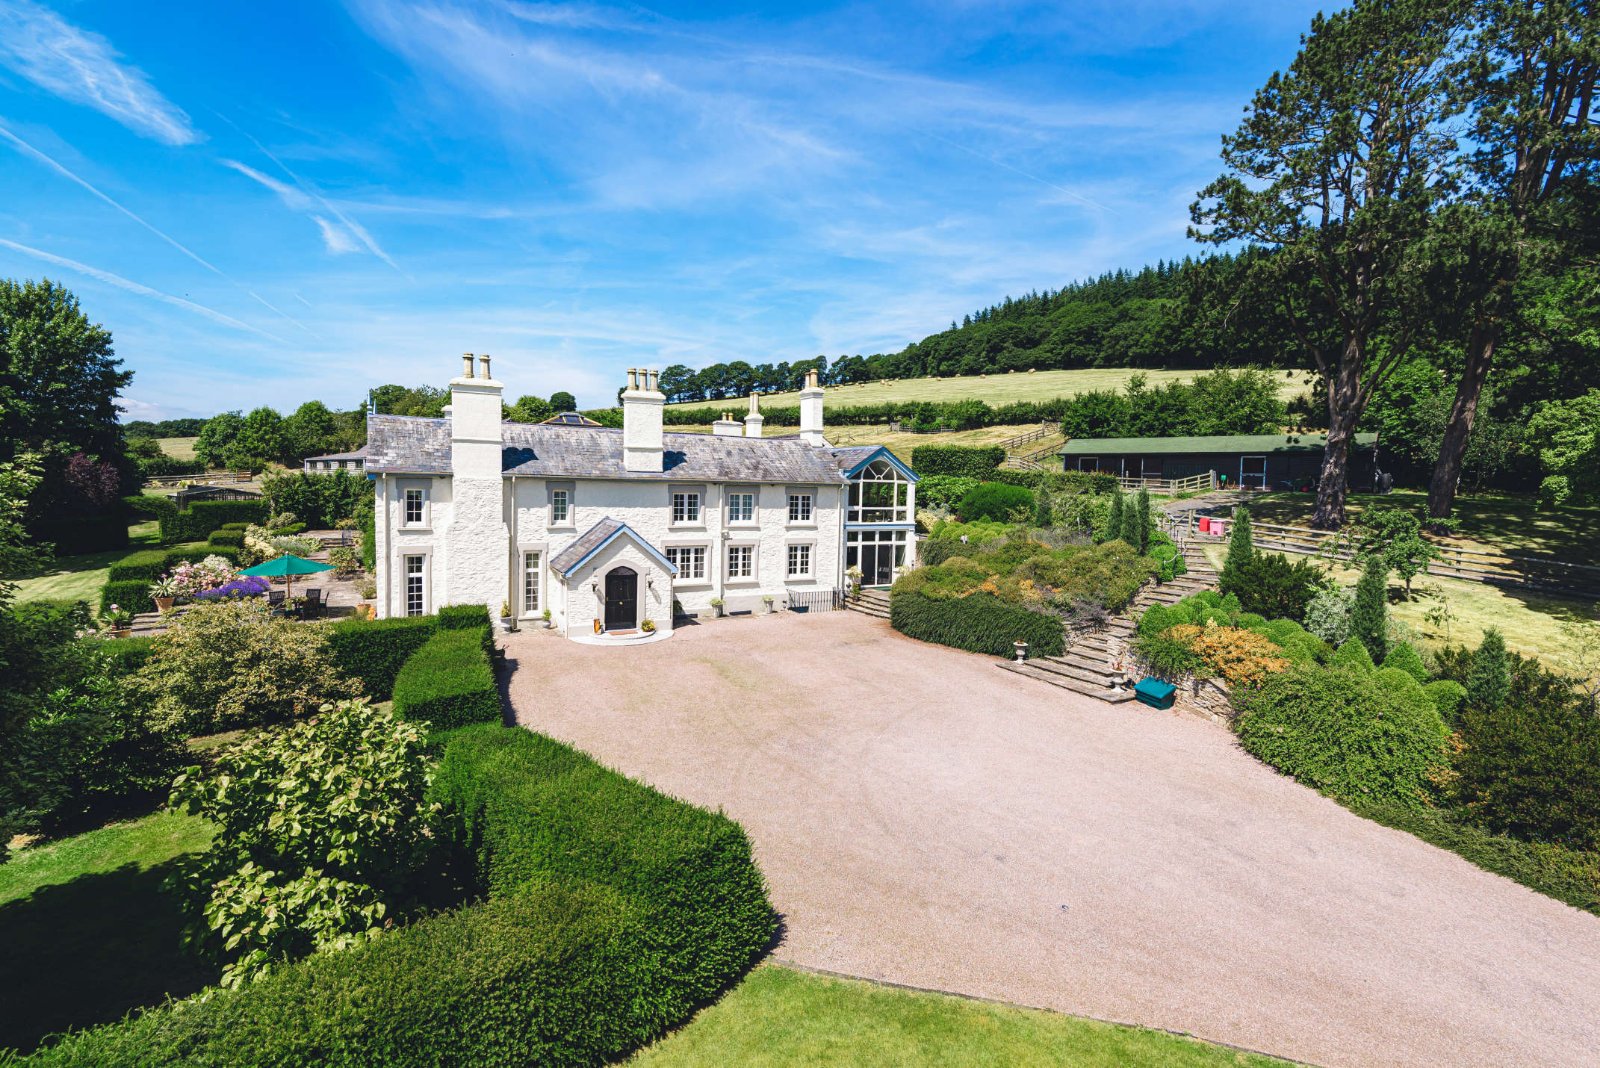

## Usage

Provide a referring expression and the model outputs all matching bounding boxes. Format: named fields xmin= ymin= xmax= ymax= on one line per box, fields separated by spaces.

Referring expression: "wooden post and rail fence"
xmin=1171 ymin=512 xmax=1600 ymax=601
xmin=145 ymin=470 xmax=255 ymax=487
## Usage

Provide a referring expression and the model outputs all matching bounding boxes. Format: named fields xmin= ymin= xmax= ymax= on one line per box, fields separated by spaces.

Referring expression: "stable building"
xmin=1059 ymin=432 xmax=1380 ymax=491
xmin=365 ymin=356 xmax=917 ymax=642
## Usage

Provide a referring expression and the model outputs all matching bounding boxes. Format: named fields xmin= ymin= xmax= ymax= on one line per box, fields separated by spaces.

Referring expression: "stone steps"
xmin=996 ymin=661 xmax=1137 ymax=702
xmin=847 ymin=590 xmax=891 ymax=620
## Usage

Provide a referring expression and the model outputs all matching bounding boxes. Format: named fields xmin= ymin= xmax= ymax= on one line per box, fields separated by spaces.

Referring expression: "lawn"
xmin=0 ymin=811 xmax=217 ymax=1055
xmin=1245 ymin=489 xmax=1600 ymax=565
xmin=631 ymin=965 xmax=1290 ymax=1067
xmin=156 ymin=436 xmax=199 ymax=460
xmin=668 ymin=367 xmax=1308 ymax=411
xmin=11 ymin=520 xmax=160 ymax=606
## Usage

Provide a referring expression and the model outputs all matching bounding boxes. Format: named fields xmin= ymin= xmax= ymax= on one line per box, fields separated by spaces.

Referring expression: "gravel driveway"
xmin=503 ymin=612 xmax=1600 ymax=1068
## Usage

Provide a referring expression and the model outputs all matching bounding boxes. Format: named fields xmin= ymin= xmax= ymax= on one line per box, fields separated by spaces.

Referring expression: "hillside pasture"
xmin=668 ymin=367 xmax=1307 ymax=411
xmin=155 ymin=436 xmax=199 ymax=460
xmin=672 ymin=422 xmax=1064 ymax=465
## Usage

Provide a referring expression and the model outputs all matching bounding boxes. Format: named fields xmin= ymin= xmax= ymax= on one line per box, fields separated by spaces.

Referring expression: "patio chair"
xmin=300 ymin=587 xmax=324 ymax=620
xmin=267 ymin=590 xmax=286 ymax=614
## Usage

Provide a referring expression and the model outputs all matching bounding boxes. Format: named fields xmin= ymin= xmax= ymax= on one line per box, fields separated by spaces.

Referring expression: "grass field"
xmin=0 ymin=811 xmax=217 ymax=1054
xmin=631 ymin=965 xmax=1289 ymax=1067
xmin=12 ymin=520 xmax=159 ymax=606
xmin=156 ymin=436 xmax=199 ymax=460
xmin=673 ymin=422 xmax=1065 ymax=464
xmin=668 ymin=367 xmax=1308 ymax=411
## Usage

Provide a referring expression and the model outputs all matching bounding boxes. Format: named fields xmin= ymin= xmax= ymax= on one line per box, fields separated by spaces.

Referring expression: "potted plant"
xmin=845 ymin=565 xmax=863 ymax=600
xmin=353 ymin=603 xmax=374 ymax=621
xmin=499 ymin=600 xmax=517 ymax=633
xmin=710 ymin=596 xmax=725 ymax=618
xmin=358 ymin=576 xmax=377 ymax=600
xmin=103 ymin=603 xmax=134 ymax=638
xmin=641 ymin=618 xmax=656 ymax=634
xmin=1013 ymin=639 xmax=1029 ymax=662
xmin=541 ymin=607 xmax=553 ymax=629
xmin=150 ymin=576 xmax=178 ymax=614
xmin=762 ymin=594 xmax=776 ymax=615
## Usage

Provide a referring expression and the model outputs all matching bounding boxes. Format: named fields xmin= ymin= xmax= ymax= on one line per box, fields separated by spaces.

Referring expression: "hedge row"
xmin=160 ymin=499 xmax=269 ymax=543
xmin=28 ymin=514 xmax=129 ymax=556
xmin=325 ymin=616 xmax=437 ymax=700
xmin=207 ymin=529 xmax=244 ymax=548
xmin=642 ymin=394 xmax=1089 ymax=430
xmin=910 ymin=444 xmax=1006 ymax=478
xmin=392 ymin=627 xmax=502 ymax=730
xmin=889 ymin=590 xmax=1065 ymax=659
xmin=29 ymin=726 xmax=776 ymax=1066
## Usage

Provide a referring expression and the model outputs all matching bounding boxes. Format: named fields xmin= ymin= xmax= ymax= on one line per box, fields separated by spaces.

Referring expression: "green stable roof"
xmin=1058 ymin=432 xmax=1377 ymax=456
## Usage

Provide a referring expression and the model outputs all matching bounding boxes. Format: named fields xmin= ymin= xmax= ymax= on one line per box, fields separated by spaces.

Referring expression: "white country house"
xmin=366 ymin=355 xmax=917 ymax=641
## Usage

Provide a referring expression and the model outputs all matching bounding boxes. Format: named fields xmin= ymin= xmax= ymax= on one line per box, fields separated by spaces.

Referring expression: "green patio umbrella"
xmin=239 ymin=553 xmax=334 ymax=600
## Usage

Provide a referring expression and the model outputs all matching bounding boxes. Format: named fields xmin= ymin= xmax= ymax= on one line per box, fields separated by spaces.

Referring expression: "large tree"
xmin=1191 ymin=0 xmax=1461 ymax=528
xmin=0 ymin=278 xmax=134 ymax=519
xmin=1426 ymin=1 xmax=1600 ymax=522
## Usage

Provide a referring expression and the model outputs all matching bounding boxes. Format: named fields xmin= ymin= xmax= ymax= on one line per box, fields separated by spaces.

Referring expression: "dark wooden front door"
xmin=604 ymin=567 xmax=637 ymax=631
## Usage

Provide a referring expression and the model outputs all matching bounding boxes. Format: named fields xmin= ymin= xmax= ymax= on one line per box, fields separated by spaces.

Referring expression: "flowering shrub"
xmin=164 ymin=554 xmax=238 ymax=600
xmin=195 ymin=575 xmax=271 ymax=601
xmin=244 ymin=523 xmax=322 ymax=564
xmin=1164 ymin=622 xmax=1290 ymax=688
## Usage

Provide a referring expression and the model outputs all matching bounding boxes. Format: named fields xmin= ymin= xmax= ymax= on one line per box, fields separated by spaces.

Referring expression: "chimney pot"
xmin=479 ymin=354 xmax=492 ymax=379
xmin=462 ymin=353 xmax=475 ymax=378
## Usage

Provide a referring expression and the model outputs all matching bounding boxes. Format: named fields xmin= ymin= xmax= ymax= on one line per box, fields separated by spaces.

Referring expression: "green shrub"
xmin=392 ymin=627 xmax=501 ymax=730
xmin=1424 ymin=679 xmax=1468 ymax=723
xmin=1134 ymin=628 xmax=1202 ymax=681
xmin=956 ymin=482 xmax=1035 ymax=523
xmin=916 ymin=474 xmax=981 ymax=511
xmin=1382 ymin=641 xmax=1429 ymax=683
xmin=208 ymin=529 xmax=244 ymax=548
xmin=30 ymin=726 xmax=776 ymax=1067
xmin=1375 ymin=666 xmax=1425 ymax=696
xmin=1351 ymin=801 xmax=1600 ymax=916
xmin=1304 ymin=585 xmax=1354 ymax=645
xmin=1235 ymin=664 xmax=1449 ymax=807
xmin=890 ymin=590 xmax=1064 ymax=659
xmin=105 ymin=549 xmax=169 ymax=583
xmin=1454 ymin=654 xmax=1600 ymax=851
xmin=220 ymin=521 xmax=250 ymax=531
xmin=910 ymin=444 xmax=1005 ymax=478
xmin=161 ymin=499 xmax=269 ymax=543
xmin=1465 ymin=627 xmax=1511 ymax=714
xmin=326 ymin=615 xmax=438 ymax=700
xmin=1329 ymin=637 xmax=1376 ymax=673
xmin=1220 ymin=550 xmax=1320 ymax=623
xmin=100 ymin=578 xmax=154 ymax=616
xmin=1351 ymin=556 xmax=1390 ymax=662
xmin=436 ymin=603 xmax=492 ymax=631
xmin=123 ymin=493 xmax=179 ymax=532
xmin=95 ymin=636 xmax=155 ymax=676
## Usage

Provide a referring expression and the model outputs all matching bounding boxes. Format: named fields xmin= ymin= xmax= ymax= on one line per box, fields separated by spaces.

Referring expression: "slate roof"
xmin=1058 ymin=432 xmax=1378 ymax=456
xmin=549 ymin=517 xmax=679 ymax=577
xmin=365 ymin=414 xmax=874 ymax=483
xmin=303 ymin=445 xmax=369 ymax=463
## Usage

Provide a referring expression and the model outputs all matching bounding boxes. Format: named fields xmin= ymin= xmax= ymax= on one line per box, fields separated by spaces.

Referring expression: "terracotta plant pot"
xmin=154 ymin=596 xmax=175 ymax=614
xmin=354 ymin=603 xmax=374 ymax=620
xmin=111 ymin=627 xmax=132 ymax=639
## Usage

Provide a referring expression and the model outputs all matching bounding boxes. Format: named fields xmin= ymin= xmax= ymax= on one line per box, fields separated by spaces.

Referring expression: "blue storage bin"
xmin=1134 ymin=677 xmax=1176 ymax=709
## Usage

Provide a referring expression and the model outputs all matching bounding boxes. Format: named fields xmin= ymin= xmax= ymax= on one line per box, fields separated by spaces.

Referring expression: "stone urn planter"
xmin=762 ymin=596 xmax=776 ymax=615
xmin=154 ymin=596 xmax=175 ymax=614
xmin=1013 ymin=640 xmax=1029 ymax=662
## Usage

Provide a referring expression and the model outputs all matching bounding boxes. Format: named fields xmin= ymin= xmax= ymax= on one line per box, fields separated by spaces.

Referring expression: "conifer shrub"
xmin=1220 ymin=550 xmax=1320 ymax=622
xmin=956 ymin=482 xmax=1036 ymax=523
xmin=1330 ymin=637 xmax=1376 ymax=673
xmin=1350 ymin=556 xmax=1390 ymax=662
xmin=1423 ymin=679 xmax=1468 ymax=724
xmin=1465 ymin=628 xmax=1510 ymax=713
xmin=1235 ymin=664 xmax=1449 ymax=807
xmin=1382 ymin=641 xmax=1429 ymax=683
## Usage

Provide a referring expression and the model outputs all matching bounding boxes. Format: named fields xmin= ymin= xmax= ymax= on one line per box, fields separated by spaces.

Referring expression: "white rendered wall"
xmin=561 ymin=536 xmax=675 ymax=638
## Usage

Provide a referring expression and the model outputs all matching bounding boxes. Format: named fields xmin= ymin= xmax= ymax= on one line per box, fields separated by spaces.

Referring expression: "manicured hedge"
xmin=28 ymin=514 xmax=129 ymax=556
xmin=956 ymin=481 xmax=1035 ymax=522
xmin=207 ymin=529 xmax=244 ymax=548
xmin=95 ymin=636 xmax=155 ymax=675
xmin=890 ymin=590 xmax=1065 ymax=659
xmin=29 ymin=726 xmax=776 ymax=1067
xmin=436 ymin=603 xmax=492 ymax=631
xmin=161 ymin=499 xmax=268 ymax=543
xmin=910 ymin=444 xmax=1005 ymax=478
xmin=392 ymin=627 xmax=501 ymax=730
xmin=988 ymin=468 xmax=1117 ymax=494
xmin=100 ymin=579 xmax=154 ymax=616
xmin=326 ymin=615 xmax=437 ymax=700
xmin=105 ymin=549 xmax=170 ymax=583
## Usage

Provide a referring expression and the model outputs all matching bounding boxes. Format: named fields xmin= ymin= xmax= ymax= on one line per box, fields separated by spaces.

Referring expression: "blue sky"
xmin=0 ymin=0 xmax=1326 ymax=419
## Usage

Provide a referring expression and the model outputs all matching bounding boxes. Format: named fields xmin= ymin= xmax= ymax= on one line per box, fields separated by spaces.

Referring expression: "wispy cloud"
xmin=0 ymin=237 xmax=281 ymax=340
xmin=221 ymin=150 xmax=405 ymax=271
xmin=0 ymin=0 xmax=200 ymax=145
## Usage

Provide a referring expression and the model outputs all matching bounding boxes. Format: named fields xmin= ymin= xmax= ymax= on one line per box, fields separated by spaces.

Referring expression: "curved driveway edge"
xmin=503 ymin=612 xmax=1600 ymax=1067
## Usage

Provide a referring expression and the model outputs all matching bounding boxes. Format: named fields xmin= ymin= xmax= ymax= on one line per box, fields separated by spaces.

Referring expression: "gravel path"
xmin=503 ymin=612 xmax=1600 ymax=1068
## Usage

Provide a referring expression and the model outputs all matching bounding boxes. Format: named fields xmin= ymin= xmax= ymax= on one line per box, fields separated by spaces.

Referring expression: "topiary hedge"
xmin=100 ymin=578 xmax=155 ymax=616
xmin=1234 ymin=663 xmax=1449 ymax=807
xmin=207 ymin=529 xmax=244 ymax=548
xmin=392 ymin=627 xmax=502 ymax=730
xmin=890 ymin=590 xmax=1064 ymax=659
xmin=105 ymin=549 xmax=170 ymax=583
xmin=326 ymin=615 xmax=438 ymax=700
xmin=28 ymin=726 xmax=776 ymax=1066
xmin=910 ymin=444 xmax=1005 ymax=479
xmin=161 ymin=499 xmax=269 ymax=543
xmin=956 ymin=482 xmax=1035 ymax=523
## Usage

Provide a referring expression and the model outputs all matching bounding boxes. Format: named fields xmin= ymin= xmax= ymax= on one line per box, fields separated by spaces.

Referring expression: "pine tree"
xmin=1134 ymin=489 xmax=1152 ymax=553
xmin=1219 ymin=505 xmax=1255 ymax=591
xmin=1466 ymin=627 xmax=1511 ymax=713
xmin=1106 ymin=487 xmax=1125 ymax=544
xmin=1351 ymin=555 xmax=1390 ymax=663
xmin=1034 ymin=489 xmax=1052 ymax=529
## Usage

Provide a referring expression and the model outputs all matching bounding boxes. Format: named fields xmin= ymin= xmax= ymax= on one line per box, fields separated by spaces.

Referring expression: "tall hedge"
xmin=392 ymin=627 xmax=502 ymax=730
xmin=161 ymin=499 xmax=268 ymax=543
xmin=890 ymin=590 xmax=1064 ymax=658
xmin=105 ymin=549 xmax=169 ymax=583
xmin=100 ymin=579 xmax=155 ymax=616
xmin=910 ymin=444 xmax=1005 ymax=479
xmin=325 ymin=616 xmax=437 ymax=700
xmin=28 ymin=726 xmax=776 ymax=1067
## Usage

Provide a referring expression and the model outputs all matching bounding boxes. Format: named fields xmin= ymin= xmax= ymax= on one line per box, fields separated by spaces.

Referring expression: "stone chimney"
xmin=449 ymin=352 xmax=504 ymax=478
xmin=743 ymin=392 xmax=764 ymax=438
xmin=798 ymin=368 xmax=825 ymax=446
xmin=711 ymin=411 xmax=742 ymax=437
xmin=622 ymin=368 xmax=665 ymax=472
